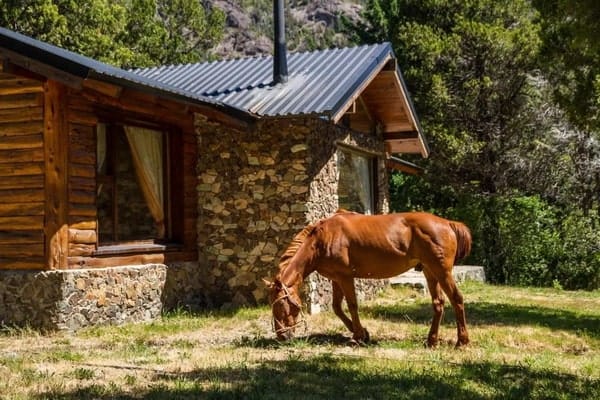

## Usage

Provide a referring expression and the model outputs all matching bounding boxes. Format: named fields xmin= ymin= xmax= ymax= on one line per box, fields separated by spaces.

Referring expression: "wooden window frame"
xmin=94 ymin=119 xmax=184 ymax=255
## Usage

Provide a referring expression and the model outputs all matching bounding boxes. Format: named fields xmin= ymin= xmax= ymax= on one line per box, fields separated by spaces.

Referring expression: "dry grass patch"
xmin=0 ymin=282 xmax=599 ymax=399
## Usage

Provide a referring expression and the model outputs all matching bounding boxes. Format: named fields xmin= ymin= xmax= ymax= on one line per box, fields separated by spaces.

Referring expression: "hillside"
xmin=208 ymin=0 xmax=365 ymax=59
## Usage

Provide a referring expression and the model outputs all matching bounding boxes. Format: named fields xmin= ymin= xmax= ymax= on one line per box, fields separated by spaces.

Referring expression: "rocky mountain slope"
xmin=208 ymin=0 xmax=365 ymax=59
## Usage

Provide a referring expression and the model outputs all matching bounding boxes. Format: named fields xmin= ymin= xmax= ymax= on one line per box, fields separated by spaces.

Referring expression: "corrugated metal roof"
xmin=133 ymin=43 xmax=395 ymax=118
xmin=0 ymin=26 xmax=422 ymax=139
xmin=0 ymin=27 xmax=250 ymax=120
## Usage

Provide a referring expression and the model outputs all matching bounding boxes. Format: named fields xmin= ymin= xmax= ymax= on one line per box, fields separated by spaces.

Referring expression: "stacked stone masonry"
xmin=195 ymin=115 xmax=390 ymax=312
xmin=0 ymin=265 xmax=166 ymax=331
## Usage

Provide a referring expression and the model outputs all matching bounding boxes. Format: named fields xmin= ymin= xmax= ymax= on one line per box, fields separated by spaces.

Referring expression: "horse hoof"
xmin=425 ymin=335 xmax=438 ymax=348
xmin=363 ymin=329 xmax=370 ymax=343
xmin=455 ymin=338 xmax=470 ymax=349
xmin=348 ymin=334 xmax=370 ymax=347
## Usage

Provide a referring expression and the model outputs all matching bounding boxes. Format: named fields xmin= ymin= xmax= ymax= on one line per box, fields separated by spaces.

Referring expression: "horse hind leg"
xmin=423 ymin=268 xmax=445 ymax=348
xmin=437 ymin=271 xmax=470 ymax=347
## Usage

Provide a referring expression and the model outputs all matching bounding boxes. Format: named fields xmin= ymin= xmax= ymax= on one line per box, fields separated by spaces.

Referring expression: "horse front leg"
xmin=423 ymin=268 xmax=445 ymax=348
xmin=332 ymin=280 xmax=353 ymax=333
xmin=338 ymin=279 xmax=369 ymax=344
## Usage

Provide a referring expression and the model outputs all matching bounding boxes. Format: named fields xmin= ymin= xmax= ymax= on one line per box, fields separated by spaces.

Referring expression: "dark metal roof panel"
xmin=0 ymin=27 xmax=253 ymax=119
xmin=133 ymin=43 xmax=394 ymax=118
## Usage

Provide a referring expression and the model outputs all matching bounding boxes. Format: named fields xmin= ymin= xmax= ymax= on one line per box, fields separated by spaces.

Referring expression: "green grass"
xmin=0 ymin=282 xmax=598 ymax=399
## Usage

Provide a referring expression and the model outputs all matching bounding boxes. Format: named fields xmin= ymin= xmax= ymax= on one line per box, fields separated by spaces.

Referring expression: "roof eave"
xmin=0 ymin=27 xmax=256 ymax=123
xmin=324 ymin=42 xmax=429 ymax=158
xmin=329 ymin=43 xmax=394 ymax=124
xmin=393 ymin=64 xmax=430 ymax=158
xmin=87 ymin=70 xmax=257 ymax=124
xmin=386 ymin=155 xmax=425 ymax=175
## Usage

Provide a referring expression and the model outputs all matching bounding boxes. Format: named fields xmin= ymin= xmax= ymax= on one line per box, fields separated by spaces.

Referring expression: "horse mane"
xmin=278 ymin=223 xmax=316 ymax=272
xmin=278 ymin=210 xmax=356 ymax=270
xmin=277 ymin=209 xmax=356 ymax=281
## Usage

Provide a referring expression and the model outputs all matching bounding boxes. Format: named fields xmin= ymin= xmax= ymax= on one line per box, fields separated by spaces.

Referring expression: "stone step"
xmin=389 ymin=265 xmax=486 ymax=295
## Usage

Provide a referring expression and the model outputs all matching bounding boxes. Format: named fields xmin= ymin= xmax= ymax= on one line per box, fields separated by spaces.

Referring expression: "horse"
xmin=264 ymin=210 xmax=472 ymax=347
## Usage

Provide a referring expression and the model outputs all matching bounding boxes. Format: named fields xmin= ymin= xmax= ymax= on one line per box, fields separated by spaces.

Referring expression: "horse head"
xmin=263 ymin=278 xmax=304 ymax=340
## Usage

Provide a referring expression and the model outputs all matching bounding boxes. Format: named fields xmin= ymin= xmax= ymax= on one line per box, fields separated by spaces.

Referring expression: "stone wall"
xmin=304 ymin=122 xmax=390 ymax=313
xmin=0 ymin=265 xmax=166 ymax=331
xmin=162 ymin=261 xmax=207 ymax=310
xmin=195 ymin=115 xmax=390 ymax=311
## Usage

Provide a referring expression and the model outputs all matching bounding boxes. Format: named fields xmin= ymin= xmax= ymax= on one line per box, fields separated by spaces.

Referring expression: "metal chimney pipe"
xmin=273 ymin=0 xmax=288 ymax=84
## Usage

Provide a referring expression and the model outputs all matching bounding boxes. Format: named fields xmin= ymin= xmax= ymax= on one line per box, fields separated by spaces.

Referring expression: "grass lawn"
xmin=0 ymin=282 xmax=598 ymax=399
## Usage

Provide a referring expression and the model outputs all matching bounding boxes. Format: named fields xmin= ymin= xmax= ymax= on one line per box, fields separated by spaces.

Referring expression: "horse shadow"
xmin=234 ymin=332 xmax=381 ymax=349
xmin=361 ymin=300 xmax=600 ymax=339
xmin=33 ymin=357 xmax=600 ymax=400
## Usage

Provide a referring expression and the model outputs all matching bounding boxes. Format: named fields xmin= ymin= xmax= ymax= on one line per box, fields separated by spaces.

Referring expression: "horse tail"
xmin=449 ymin=221 xmax=472 ymax=263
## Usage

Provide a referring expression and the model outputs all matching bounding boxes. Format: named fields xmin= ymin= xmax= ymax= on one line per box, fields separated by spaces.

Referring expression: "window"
xmin=337 ymin=147 xmax=377 ymax=214
xmin=96 ymin=123 xmax=180 ymax=245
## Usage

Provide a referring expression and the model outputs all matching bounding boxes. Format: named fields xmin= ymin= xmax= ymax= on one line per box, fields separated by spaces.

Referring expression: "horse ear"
xmin=262 ymin=278 xmax=274 ymax=288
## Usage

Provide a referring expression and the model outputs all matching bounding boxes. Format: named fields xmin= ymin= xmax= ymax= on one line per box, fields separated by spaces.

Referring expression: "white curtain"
xmin=96 ymin=123 xmax=107 ymax=173
xmin=124 ymin=126 xmax=165 ymax=238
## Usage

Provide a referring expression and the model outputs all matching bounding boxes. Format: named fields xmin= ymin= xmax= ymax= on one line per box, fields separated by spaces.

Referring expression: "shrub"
xmin=389 ymin=173 xmax=600 ymax=289
xmin=497 ymin=196 xmax=560 ymax=287
xmin=553 ymin=210 xmax=600 ymax=290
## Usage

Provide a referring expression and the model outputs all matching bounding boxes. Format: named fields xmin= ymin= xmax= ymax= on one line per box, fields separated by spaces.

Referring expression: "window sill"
xmin=93 ymin=242 xmax=183 ymax=256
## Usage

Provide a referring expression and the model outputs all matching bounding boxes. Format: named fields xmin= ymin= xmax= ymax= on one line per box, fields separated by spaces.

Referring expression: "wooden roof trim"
xmin=331 ymin=53 xmax=394 ymax=124
xmin=0 ymin=47 xmax=83 ymax=89
xmin=79 ymin=83 xmax=251 ymax=132
xmin=385 ymin=156 xmax=424 ymax=175
xmin=384 ymin=69 xmax=429 ymax=158
xmin=82 ymin=78 xmax=123 ymax=98
xmin=379 ymin=69 xmax=418 ymax=132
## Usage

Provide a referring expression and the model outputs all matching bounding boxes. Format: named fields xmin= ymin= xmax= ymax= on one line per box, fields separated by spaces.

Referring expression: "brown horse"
xmin=264 ymin=210 xmax=472 ymax=347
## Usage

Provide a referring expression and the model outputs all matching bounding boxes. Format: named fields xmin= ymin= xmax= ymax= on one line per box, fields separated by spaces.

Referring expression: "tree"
xmin=356 ymin=0 xmax=544 ymax=196
xmin=534 ymin=0 xmax=600 ymax=213
xmin=0 ymin=0 xmax=225 ymax=67
xmin=351 ymin=0 xmax=600 ymax=286
xmin=0 ymin=0 xmax=68 ymax=44
xmin=534 ymin=0 xmax=600 ymax=130
xmin=121 ymin=0 xmax=226 ymax=67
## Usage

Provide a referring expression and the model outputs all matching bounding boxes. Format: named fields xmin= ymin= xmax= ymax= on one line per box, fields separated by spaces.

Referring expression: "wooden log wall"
xmin=67 ymin=93 xmax=98 ymax=262
xmin=0 ymin=64 xmax=200 ymax=270
xmin=0 ymin=66 xmax=46 ymax=269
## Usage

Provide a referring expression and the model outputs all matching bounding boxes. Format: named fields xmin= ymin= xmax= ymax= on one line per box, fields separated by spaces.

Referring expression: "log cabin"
xmin=0 ymin=12 xmax=428 ymax=330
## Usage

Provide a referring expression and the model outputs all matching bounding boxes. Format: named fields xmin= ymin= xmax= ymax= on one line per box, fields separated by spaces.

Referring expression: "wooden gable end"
xmin=339 ymin=60 xmax=428 ymax=158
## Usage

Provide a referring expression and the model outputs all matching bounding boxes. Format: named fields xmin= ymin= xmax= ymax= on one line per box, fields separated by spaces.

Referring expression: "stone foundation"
xmin=0 ymin=265 xmax=168 ymax=331
xmin=162 ymin=262 xmax=207 ymax=311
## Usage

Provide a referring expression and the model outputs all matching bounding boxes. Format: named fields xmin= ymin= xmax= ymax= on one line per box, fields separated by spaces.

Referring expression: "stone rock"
xmin=291 ymin=144 xmax=308 ymax=153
